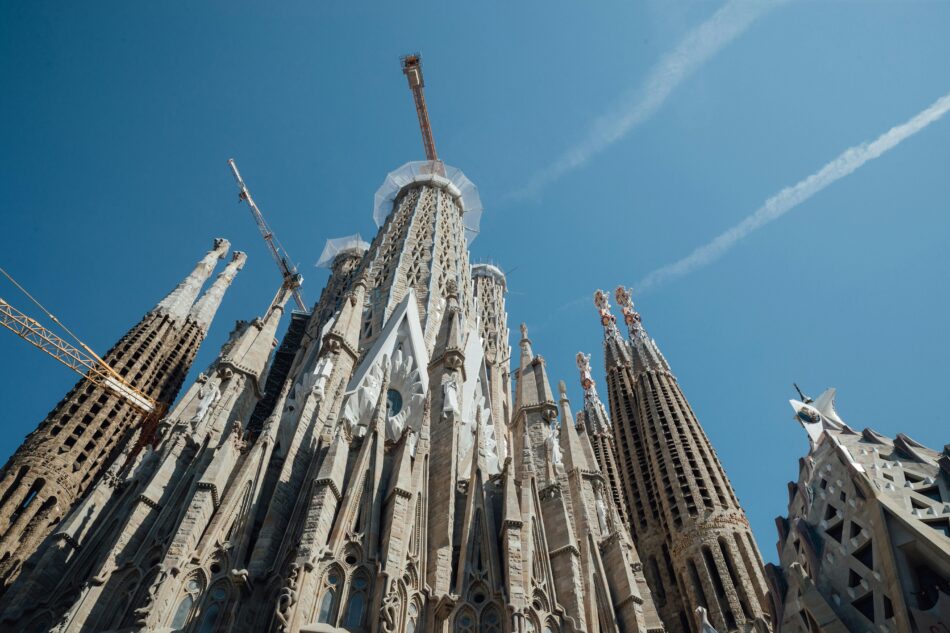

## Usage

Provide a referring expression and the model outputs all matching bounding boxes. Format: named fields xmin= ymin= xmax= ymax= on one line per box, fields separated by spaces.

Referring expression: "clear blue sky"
xmin=1 ymin=2 xmax=948 ymax=563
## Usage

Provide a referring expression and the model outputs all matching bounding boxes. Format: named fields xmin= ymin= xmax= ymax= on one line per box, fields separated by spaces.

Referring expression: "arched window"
xmin=317 ymin=569 xmax=341 ymax=623
xmin=342 ymin=572 xmax=369 ymax=630
xmin=406 ymin=602 xmax=419 ymax=633
xmin=170 ymin=577 xmax=202 ymax=631
xmin=197 ymin=583 xmax=228 ymax=633
xmin=480 ymin=604 xmax=502 ymax=633
xmin=456 ymin=607 xmax=476 ymax=633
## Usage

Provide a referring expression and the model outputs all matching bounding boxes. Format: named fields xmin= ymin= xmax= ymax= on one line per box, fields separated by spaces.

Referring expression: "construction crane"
xmin=227 ymin=159 xmax=307 ymax=312
xmin=401 ymin=54 xmax=440 ymax=163
xmin=0 ymin=269 xmax=166 ymax=454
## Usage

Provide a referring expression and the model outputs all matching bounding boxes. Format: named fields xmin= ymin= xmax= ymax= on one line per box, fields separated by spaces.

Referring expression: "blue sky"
xmin=1 ymin=2 xmax=948 ymax=563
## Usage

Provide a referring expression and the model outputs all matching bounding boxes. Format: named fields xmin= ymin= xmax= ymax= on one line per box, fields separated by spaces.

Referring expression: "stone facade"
xmin=596 ymin=288 xmax=771 ymax=633
xmin=0 ymin=239 xmax=239 ymax=592
xmin=0 ymin=161 xmax=666 ymax=633
xmin=766 ymin=389 xmax=950 ymax=632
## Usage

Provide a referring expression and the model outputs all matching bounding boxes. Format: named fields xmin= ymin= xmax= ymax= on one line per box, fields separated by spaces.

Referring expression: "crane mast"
xmin=227 ymin=159 xmax=307 ymax=312
xmin=401 ymin=54 xmax=440 ymax=163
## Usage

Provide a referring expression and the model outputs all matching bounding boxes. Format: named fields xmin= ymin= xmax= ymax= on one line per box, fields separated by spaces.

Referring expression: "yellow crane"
xmin=0 ymin=268 xmax=166 ymax=449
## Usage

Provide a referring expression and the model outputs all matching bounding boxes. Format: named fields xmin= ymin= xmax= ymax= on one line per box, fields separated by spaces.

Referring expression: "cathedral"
xmin=0 ymin=63 xmax=780 ymax=633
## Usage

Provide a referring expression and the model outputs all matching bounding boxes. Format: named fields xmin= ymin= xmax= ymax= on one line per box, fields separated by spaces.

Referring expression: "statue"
xmin=191 ymin=380 xmax=220 ymax=426
xmin=545 ymin=420 xmax=562 ymax=466
xmin=442 ymin=376 xmax=459 ymax=416
xmin=309 ymin=354 xmax=334 ymax=400
xmin=596 ymin=495 xmax=609 ymax=533
xmin=520 ymin=322 xmax=528 ymax=339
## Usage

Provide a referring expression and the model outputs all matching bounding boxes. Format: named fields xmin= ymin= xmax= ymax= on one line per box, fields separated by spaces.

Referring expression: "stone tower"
xmin=472 ymin=263 xmax=512 ymax=460
xmin=0 ymin=238 xmax=239 ymax=590
xmin=766 ymin=388 xmax=950 ymax=632
xmin=575 ymin=351 xmax=631 ymax=533
xmin=0 ymin=160 xmax=665 ymax=633
xmin=597 ymin=287 xmax=770 ymax=633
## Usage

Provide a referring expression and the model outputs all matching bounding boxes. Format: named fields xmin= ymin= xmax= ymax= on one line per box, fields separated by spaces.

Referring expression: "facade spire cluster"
xmin=593 ymin=285 xmax=772 ymax=633
xmin=0 ymin=65 xmax=840 ymax=633
xmin=0 ymin=238 xmax=243 ymax=590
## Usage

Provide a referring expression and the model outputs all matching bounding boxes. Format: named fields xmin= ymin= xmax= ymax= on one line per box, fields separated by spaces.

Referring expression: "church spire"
xmin=156 ymin=238 xmax=230 ymax=321
xmin=189 ymin=250 xmax=246 ymax=330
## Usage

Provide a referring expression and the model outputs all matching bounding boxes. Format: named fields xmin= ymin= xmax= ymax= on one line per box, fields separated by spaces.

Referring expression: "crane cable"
xmin=0 ymin=265 xmax=110 ymax=368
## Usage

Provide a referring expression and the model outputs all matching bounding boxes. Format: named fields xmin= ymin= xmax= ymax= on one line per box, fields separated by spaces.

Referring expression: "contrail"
xmin=509 ymin=0 xmax=781 ymax=200
xmin=638 ymin=92 xmax=950 ymax=291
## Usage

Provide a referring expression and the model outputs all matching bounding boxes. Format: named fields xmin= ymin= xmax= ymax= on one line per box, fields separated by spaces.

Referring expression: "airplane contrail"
xmin=508 ymin=0 xmax=782 ymax=200
xmin=638 ymin=92 xmax=950 ymax=291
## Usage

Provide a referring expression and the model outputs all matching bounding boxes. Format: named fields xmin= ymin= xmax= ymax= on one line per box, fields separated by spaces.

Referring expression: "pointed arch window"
xmin=456 ymin=607 xmax=476 ymax=633
xmin=170 ymin=577 xmax=203 ymax=631
xmin=196 ymin=583 xmax=228 ymax=633
xmin=317 ymin=569 xmax=341 ymax=624
xmin=406 ymin=601 xmax=419 ymax=633
xmin=480 ymin=604 xmax=502 ymax=633
xmin=342 ymin=572 xmax=369 ymax=630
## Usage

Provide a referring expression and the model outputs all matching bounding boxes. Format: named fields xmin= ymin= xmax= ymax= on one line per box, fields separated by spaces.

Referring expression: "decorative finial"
xmin=593 ymin=289 xmax=618 ymax=335
xmin=614 ymin=285 xmax=642 ymax=338
xmin=558 ymin=380 xmax=567 ymax=398
xmin=576 ymin=352 xmax=594 ymax=391
xmin=520 ymin=322 xmax=528 ymax=340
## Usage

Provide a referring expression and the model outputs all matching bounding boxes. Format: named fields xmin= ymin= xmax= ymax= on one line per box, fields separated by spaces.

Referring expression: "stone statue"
xmin=191 ymin=381 xmax=220 ymax=426
xmin=596 ymin=496 xmax=608 ymax=533
xmin=546 ymin=421 xmax=562 ymax=466
xmin=442 ymin=376 xmax=459 ymax=416
xmin=309 ymin=354 xmax=334 ymax=400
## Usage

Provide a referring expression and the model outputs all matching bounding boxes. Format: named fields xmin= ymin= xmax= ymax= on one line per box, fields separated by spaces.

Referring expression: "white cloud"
xmin=509 ymin=0 xmax=780 ymax=200
xmin=638 ymin=93 xmax=950 ymax=291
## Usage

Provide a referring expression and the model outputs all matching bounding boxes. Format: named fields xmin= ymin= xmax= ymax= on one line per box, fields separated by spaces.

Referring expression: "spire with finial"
xmin=518 ymin=322 xmax=533 ymax=367
xmin=614 ymin=285 xmax=642 ymax=340
xmin=593 ymin=289 xmax=620 ymax=337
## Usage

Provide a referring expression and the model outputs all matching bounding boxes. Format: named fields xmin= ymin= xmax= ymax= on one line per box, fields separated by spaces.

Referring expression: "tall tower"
xmin=576 ymin=350 xmax=631 ymax=532
xmin=0 ymin=239 xmax=238 ymax=589
xmin=598 ymin=286 xmax=771 ymax=633
xmin=472 ymin=263 xmax=511 ymax=457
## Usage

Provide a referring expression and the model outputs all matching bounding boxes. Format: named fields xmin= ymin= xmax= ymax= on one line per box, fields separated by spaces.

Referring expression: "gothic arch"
xmin=167 ymin=570 xmax=207 ymax=630
xmin=315 ymin=564 xmax=344 ymax=625
xmin=191 ymin=579 xmax=230 ymax=633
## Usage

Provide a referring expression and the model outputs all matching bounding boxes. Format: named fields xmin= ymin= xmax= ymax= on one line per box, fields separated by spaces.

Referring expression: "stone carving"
xmin=546 ymin=421 xmax=562 ymax=466
xmin=576 ymin=352 xmax=593 ymax=390
xmin=190 ymin=380 xmax=220 ymax=426
xmin=309 ymin=354 xmax=334 ymax=401
xmin=274 ymin=562 xmax=300 ymax=630
xmin=442 ymin=376 xmax=459 ymax=417
xmin=596 ymin=496 xmax=608 ymax=533
xmin=614 ymin=285 xmax=642 ymax=336
xmin=592 ymin=289 xmax=616 ymax=333
xmin=342 ymin=351 xmax=425 ymax=445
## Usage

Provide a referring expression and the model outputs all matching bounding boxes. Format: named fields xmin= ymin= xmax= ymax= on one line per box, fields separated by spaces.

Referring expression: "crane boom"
xmin=0 ymin=297 xmax=157 ymax=414
xmin=227 ymin=159 xmax=307 ymax=312
xmin=401 ymin=54 xmax=439 ymax=162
